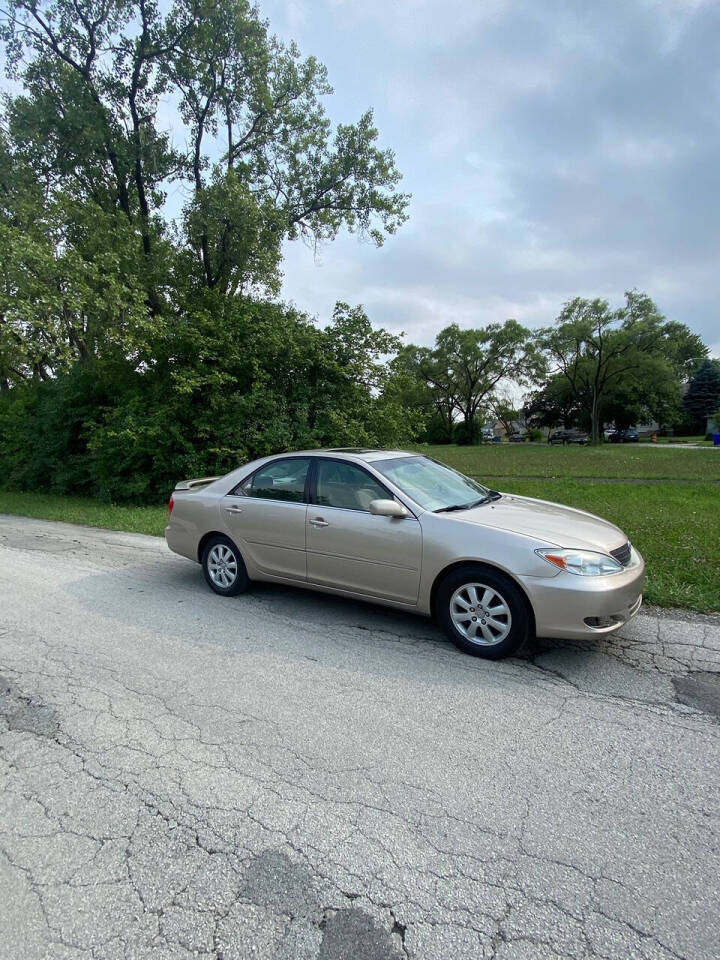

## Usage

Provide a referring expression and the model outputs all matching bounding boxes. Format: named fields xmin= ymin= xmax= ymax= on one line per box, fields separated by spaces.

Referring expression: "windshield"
xmin=372 ymin=456 xmax=491 ymax=512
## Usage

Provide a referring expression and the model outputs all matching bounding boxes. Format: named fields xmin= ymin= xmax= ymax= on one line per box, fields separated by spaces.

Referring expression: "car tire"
xmin=436 ymin=565 xmax=532 ymax=659
xmin=201 ymin=535 xmax=250 ymax=597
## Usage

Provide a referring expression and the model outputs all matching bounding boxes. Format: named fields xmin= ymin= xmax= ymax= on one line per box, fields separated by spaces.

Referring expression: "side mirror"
xmin=369 ymin=498 xmax=409 ymax=518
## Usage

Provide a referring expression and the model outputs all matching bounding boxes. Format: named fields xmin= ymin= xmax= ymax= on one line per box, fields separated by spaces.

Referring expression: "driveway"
xmin=1 ymin=515 xmax=719 ymax=960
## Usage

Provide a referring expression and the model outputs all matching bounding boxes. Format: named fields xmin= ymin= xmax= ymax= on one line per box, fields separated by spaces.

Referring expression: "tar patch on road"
xmin=673 ymin=672 xmax=720 ymax=719
xmin=238 ymin=849 xmax=402 ymax=959
xmin=319 ymin=909 xmax=399 ymax=960
xmin=0 ymin=674 xmax=58 ymax=737
xmin=0 ymin=533 xmax=76 ymax=553
xmin=241 ymin=849 xmax=319 ymax=917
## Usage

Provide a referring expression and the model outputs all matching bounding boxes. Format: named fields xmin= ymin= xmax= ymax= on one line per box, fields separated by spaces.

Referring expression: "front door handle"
xmin=224 ymin=505 xmax=243 ymax=514
xmin=309 ymin=517 xmax=329 ymax=527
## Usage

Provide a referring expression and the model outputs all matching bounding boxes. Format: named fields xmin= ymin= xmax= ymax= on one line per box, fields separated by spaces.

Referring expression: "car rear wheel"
xmin=437 ymin=566 xmax=531 ymax=659
xmin=201 ymin=535 xmax=249 ymax=596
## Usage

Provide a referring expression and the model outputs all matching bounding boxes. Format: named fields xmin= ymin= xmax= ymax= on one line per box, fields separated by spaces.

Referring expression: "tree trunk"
xmin=591 ymin=391 xmax=601 ymax=443
xmin=466 ymin=411 xmax=476 ymax=444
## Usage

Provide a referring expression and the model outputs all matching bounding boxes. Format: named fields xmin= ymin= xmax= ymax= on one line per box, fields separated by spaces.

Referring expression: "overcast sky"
xmin=261 ymin=0 xmax=720 ymax=356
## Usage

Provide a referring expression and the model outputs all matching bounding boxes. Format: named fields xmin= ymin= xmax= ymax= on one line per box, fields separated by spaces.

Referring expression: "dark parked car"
xmin=508 ymin=434 xmax=526 ymax=443
xmin=608 ymin=429 xmax=639 ymax=443
xmin=548 ymin=430 xmax=588 ymax=445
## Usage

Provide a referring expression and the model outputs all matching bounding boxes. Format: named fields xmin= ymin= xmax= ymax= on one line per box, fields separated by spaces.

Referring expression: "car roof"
xmin=272 ymin=448 xmax=418 ymax=464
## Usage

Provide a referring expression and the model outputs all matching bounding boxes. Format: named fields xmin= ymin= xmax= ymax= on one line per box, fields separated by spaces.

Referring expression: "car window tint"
xmin=242 ymin=458 xmax=310 ymax=503
xmin=316 ymin=460 xmax=387 ymax=512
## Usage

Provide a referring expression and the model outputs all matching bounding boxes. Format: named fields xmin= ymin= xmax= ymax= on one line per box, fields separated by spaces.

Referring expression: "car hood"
xmin=446 ymin=493 xmax=628 ymax=552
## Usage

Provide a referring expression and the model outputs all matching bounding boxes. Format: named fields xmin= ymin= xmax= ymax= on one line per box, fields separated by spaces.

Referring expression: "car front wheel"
xmin=201 ymin=535 xmax=250 ymax=596
xmin=437 ymin=566 xmax=531 ymax=659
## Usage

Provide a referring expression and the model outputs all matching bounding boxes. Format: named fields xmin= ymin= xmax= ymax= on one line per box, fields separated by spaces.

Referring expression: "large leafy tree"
xmin=0 ymin=0 xmax=409 ymax=380
xmin=433 ymin=321 xmax=541 ymax=443
xmin=400 ymin=320 xmax=541 ymax=444
xmin=390 ymin=344 xmax=458 ymax=443
xmin=535 ymin=292 xmax=706 ymax=442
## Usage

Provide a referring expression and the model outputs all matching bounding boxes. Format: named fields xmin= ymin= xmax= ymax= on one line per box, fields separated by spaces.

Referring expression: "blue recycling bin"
xmin=714 ymin=434 xmax=720 ymax=446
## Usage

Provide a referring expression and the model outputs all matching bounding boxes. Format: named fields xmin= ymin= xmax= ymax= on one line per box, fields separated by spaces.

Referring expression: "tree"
xmin=0 ymin=0 xmax=418 ymax=499
xmin=0 ymin=0 xmax=409 ymax=378
xmin=683 ymin=360 xmax=720 ymax=430
xmin=431 ymin=321 xmax=541 ymax=444
xmin=535 ymin=292 xmax=705 ymax=443
xmin=488 ymin=391 xmax=520 ymax=437
xmin=391 ymin=344 xmax=458 ymax=443
xmin=0 ymin=296 xmax=424 ymax=501
xmin=395 ymin=321 xmax=541 ymax=444
xmin=524 ymin=376 xmax=583 ymax=430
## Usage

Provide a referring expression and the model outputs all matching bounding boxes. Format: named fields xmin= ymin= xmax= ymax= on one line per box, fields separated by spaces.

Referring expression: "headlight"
xmin=535 ymin=548 xmax=623 ymax=576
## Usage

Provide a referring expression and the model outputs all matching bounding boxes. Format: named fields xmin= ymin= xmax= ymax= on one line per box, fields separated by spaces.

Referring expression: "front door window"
xmin=315 ymin=460 xmax=387 ymax=512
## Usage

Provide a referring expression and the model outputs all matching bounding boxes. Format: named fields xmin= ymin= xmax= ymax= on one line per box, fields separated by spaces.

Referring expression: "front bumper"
xmin=519 ymin=550 xmax=646 ymax=640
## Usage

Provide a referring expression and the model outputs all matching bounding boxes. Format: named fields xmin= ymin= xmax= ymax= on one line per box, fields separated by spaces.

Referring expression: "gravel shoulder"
xmin=1 ymin=515 xmax=719 ymax=960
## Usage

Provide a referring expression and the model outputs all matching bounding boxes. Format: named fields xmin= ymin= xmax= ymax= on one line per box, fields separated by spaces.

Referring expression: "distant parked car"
xmin=491 ymin=435 xmax=502 ymax=443
xmin=609 ymin=429 xmax=639 ymax=444
xmin=548 ymin=430 xmax=588 ymax=445
xmin=508 ymin=435 xmax=526 ymax=443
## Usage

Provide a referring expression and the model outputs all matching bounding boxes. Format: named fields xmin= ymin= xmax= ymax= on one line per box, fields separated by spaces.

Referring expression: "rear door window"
xmin=240 ymin=458 xmax=311 ymax=503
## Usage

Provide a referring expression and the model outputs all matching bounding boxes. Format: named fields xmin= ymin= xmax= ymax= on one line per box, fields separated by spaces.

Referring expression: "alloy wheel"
xmin=449 ymin=582 xmax=512 ymax=646
xmin=207 ymin=544 xmax=238 ymax=588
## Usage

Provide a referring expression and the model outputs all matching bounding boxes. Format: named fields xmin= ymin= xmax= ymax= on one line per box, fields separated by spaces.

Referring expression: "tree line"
xmin=0 ymin=0 xmax=716 ymax=504
xmin=396 ymin=292 xmax=712 ymax=446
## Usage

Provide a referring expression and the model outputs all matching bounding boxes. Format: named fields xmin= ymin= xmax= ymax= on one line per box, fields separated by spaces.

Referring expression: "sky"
xmin=260 ymin=0 xmax=720 ymax=356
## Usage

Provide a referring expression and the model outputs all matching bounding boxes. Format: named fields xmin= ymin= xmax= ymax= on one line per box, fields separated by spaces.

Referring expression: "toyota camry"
xmin=165 ymin=449 xmax=645 ymax=659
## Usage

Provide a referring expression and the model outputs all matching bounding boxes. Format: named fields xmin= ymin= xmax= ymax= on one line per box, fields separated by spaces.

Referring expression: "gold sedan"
xmin=166 ymin=449 xmax=644 ymax=659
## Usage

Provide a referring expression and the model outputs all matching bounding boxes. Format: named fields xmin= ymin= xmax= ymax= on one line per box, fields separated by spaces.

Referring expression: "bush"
xmin=0 ymin=298 xmax=423 ymax=503
xmin=453 ymin=421 xmax=479 ymax=445
xmin=527 ymin=427 xmax=543 ymax=442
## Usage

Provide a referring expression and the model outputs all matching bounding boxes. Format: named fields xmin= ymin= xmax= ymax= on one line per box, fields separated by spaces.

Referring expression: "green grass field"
xmin=417 ymin=442 xmax=720 ymax=481
xmin=1 ymin=443 xmax=719 ymax=613
xmin=0 ymin=491 xmax=168 ymax=538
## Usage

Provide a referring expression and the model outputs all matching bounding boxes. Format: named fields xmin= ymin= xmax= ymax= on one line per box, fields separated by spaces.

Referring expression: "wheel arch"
xmin=197 ymin=530 xmax=236 ymax=563
xmin=429 ymin=560 xmax=536 ymax=634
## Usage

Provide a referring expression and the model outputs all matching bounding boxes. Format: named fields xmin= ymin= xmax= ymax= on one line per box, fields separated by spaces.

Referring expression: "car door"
xmin=221 ymin=457 xmax=310 ymax=581
xmin=306 ymin=458 xmax=422 ymax=604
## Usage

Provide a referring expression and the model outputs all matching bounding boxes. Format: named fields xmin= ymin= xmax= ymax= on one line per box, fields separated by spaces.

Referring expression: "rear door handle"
xmin=224 ymin=505 xmax=243 ymax=514
xmin=309 ymin=517 xmax=329 ymax=527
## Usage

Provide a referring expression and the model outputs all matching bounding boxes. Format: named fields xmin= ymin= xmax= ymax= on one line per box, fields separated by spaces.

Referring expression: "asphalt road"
xmin=1 ymin=515 xmax=719 ymax=960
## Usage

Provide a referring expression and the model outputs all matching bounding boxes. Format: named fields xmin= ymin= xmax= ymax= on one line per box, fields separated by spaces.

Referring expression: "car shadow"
xmin=63 ymin=555 xmax=667 ymax=700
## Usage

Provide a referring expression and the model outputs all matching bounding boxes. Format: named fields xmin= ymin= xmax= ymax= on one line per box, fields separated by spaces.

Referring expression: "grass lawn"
xmin=418 ymin=441 xmax=720 ymax=480
xmin=1 ymin=443 xmax=719 ymax=613
xmin=480 ymin=478 xmax=719 ymax=613
xmin=0 ymin=490 xmax=168 ymax=538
